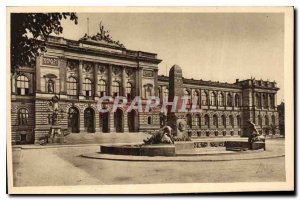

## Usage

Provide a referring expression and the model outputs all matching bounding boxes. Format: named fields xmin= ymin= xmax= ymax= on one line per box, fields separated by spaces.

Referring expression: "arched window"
xmin=227 ymin=93 xmax=233 ymax=107
xmin=16 ymin=75 xmax=29 ymax=95
xmin=213 ymin=114 xmax=218 ymax=128
xmin=83 ymin=78 xmax=93 ymax=98
xmin=184 ymin=89 xmax=191 ymax=105
xmin=193 ymin=91 xmax=200 ymax=105
xmin=67 ymin=77 xmax=78 ymax=97
xmin=270 ymin=94 xmax=275 ymax=108
xmin=258 ymin=115 xmax=262 ymax=126
xmin=201 ymin=91 xmax=209 ymax=106
xmin=187 ymin=114 xmax=192 ymax=128
xmin=211 ymin=92 xmax=217 ymax=106
xmin=158 ymin=87 xmax=162 ymax=99
xmin=263 ymin=94 xmax=268 ymax=108
xmin=272 ymin=115 xmax=276 ymax=125
xmin=98 ymin=79 xmax=107 ymax=97
xmin=229 ymin=115 xmax=234 ymax=128
xmin=219 ymin=93 xmax=225 ymax=107
xmin=18 ymin=108 xmax=29 ymax=125
xmin=235 ymin=94 xmax=240 ymax=107
xmin=145 ymin=86 xmax=152 ymax=99
xmin=204 ymin=114 xmax=210 ymax=128
xmin=47 ymin=79 xmax=54 ymax=93
xmin=265 ymin=115 xmax=269 ymax=126
xmin=237 ymin=115 xmax=241 ymax=127
xmin=221 ymin=115 xmax=226 ymax=128
xmin=195 ymin=114 xmax=201 ymax=128
xmin=256 ymin=93 xmax=262 ymax=107
xmin=112 ymin=81 xmax=120 ymax=97
xmin=147 ymin=116 xmax=152 ymax=125
xmin=164 ymin=88 xmax=169 ymax=100
xmin=126 ymin=82 xmax=133 ymax=100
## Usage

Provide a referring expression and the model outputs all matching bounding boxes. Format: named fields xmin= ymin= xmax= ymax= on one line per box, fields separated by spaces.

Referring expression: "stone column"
xmin=123 ymin=112 xmax=129 ymax=132
xmin=259 ymin=93 xmax=262 ymax=109
xmin=59 ymin=57 xmax=67 ymax=95
xmin=78 ymin=60 xmax=84 ymax=96
xmin=108 ymin=64 xmax=113 ymax=96
xmin=121 ymin=66 xmax=126 ymax=96
xmin=109 ymin=112 xmax=115 ymax=133
xmin=154 ymin=69 xmax=158 ymax=96
xmin=138 ymin=67 xmax=143 ymax=97
xmin=35 ymin=56 xmax=41 ymax=92
xmin=94 ymin=64 xmax=99 ymax=97
xmin=135 ymin=68 xmax=140 ymax=96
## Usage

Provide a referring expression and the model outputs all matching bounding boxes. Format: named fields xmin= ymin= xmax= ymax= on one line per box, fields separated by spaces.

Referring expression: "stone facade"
xmin=10 ymin=35 xmax=280 ymax=144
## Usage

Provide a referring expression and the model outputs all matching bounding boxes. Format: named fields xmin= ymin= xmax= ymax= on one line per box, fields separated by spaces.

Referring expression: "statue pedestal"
xmin=48 ymin=126 xmax=65 ymax=144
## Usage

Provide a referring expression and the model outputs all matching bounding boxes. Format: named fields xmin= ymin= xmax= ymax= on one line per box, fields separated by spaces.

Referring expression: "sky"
xmin=59 ymin=13 xmax=284 ymax=102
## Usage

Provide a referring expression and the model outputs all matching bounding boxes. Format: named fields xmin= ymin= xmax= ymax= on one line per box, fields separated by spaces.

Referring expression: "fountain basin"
xmin=100 ymin=144 xmax=176 ymax=157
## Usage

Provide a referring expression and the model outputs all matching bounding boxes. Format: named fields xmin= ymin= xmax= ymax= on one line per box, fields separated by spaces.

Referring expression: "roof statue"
xmin=80 ymin=21 xmax=125 ymax=48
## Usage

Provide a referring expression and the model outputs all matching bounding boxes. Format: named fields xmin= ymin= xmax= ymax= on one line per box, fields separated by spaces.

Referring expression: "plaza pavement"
xmin=11 ymin=133 xmax=286 ymax=187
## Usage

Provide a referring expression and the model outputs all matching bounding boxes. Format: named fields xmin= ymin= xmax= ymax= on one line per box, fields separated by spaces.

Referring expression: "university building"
xmin=10 ymin=35 xmax=280 ymax=144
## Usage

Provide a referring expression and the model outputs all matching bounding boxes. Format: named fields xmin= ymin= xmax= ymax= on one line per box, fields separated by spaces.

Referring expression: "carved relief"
xmin=67 ymin=60 xmax=78 ymax=71
xmin=83 ymin=62 xmax=93 ymax=73
xmin=112 ymin=66 xmax=120 ymax=75
xmin=143 ymin=70 xmax=154 ymax=77
xmin=97 ymin=64 xmax=106 ymax=74
xmin=42 ymin=57 xmax=58 ymax=66
xmin=125 ymin=68 xmax=134 ymax=76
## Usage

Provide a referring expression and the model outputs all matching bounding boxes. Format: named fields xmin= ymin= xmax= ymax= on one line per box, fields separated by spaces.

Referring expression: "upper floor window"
xmin=126 ymin=82 xmax=133 ymax=100
xmin=112 ymin=81 xmax=120 ymax=97
xmin=219 ymin=93 xmax=225 ymax=106
xmin=263 ymin=94 xmax=268 ymax=108
xmin=201 ymin=91 xmax=209 ymax=106
xmin=18 ymin=108 xmax=29 ymax=125
xmin=211 ymin=92 xmax=217 ymax=106
xmin=184 ymin=89 xmax=191 ymax=105
xmin=193 ymin=91 xmax=200 ymax=105
xmin=98 ymin=79 xmax=107 ymax=97
xmin=16 ymin=75 xmax=29 ymax=95
xmin=144 ymin=84 xmax=153 ymax=99
xmin=270 ymin=94 xmax=275 ymax=108
xmin=256 ymin=93 xmax=262 ymax=107
xmin=164 ymin=88 xmax=169 ymax=100
xmin=227 ymin=93 xmax=233 ymax=107
xmin=67 ymin=77 xmax=78 ymax=96
xmin=83 ymin=78 xmax=93 ymax=98
xmin=235 ymin=94 xmax=240 ymax=107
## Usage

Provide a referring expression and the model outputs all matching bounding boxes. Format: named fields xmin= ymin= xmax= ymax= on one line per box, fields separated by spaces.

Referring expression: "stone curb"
xmin=81 ymin=152 xmax=285 ymax=162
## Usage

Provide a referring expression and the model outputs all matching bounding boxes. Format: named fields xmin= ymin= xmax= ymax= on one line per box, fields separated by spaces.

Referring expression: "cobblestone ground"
xmin=12 ymin=136 xmax=285 ymax=187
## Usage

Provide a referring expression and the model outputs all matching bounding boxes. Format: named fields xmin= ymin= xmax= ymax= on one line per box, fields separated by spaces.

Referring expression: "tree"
xmin=11 ymin=13 xmax=78 ymax=73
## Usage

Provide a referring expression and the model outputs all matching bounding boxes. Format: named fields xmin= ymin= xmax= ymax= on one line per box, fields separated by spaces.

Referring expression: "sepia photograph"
xmin=6 ymin=6 xmax=294 ymax=194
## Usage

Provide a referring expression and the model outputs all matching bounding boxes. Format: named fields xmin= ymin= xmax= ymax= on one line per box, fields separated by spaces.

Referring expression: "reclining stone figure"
xmin=247 ymin=120 xmax=265 ymax=150
xmin=144 ymin=126 xmax=174 ymax=145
